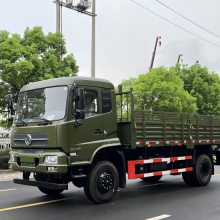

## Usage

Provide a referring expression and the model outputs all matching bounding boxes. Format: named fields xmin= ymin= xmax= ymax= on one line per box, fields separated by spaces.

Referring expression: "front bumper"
xmin=13 ymin=178 xmax=68 ymax=190
xmin=9 ymin=150 xmax=69 ymax=174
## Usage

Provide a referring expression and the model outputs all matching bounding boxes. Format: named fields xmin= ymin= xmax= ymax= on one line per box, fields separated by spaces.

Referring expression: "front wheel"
xmin=35 ymin=173 xmax=65 ymax=196
xmin=38 ymin=187 xmax=64 ymax=196
xmin=84 ymin=161 xmax=119 ymax=204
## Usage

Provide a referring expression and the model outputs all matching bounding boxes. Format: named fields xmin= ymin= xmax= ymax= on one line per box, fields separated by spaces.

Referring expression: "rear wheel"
xmin=84 ymin=161 xmax=119 ymax=204
xmin=182 ymin=172 xmax=196 ymax=186
xmin=182 ymin=154 xmax=212 ymax=186
xmin=141 ymin=175 xmax=162 ymax=183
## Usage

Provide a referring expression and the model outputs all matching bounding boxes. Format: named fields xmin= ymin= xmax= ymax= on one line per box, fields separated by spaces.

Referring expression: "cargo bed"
xmin=134 ymin=111 xmax=220 ymax=147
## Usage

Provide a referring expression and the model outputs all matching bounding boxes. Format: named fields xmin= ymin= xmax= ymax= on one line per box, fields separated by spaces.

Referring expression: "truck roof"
xmin=20 ymin=76 xmax=114 ymax=92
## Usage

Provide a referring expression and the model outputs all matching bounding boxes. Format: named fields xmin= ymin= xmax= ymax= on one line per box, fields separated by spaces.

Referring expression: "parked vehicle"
xmin=6 ymin=76 xmax=220 ymax=203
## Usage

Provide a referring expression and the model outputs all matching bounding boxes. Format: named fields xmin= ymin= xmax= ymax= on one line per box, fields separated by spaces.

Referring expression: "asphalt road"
xmin=1 ymin=167 xmax=220 ymax=220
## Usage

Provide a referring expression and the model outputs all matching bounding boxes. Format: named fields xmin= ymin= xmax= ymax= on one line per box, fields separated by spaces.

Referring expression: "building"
xmin=0 ymin=127 xmax=11 ymax=151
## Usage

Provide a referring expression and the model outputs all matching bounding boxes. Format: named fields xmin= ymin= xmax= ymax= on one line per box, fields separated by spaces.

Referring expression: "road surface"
xmin=1 ymin=167 xmax=220 ymax=220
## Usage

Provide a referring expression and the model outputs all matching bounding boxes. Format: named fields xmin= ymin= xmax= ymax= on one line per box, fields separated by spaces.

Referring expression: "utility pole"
xmin=53 ymin=0 xmax=96 ymax=77
xmin=91 ymin=0 xmax=96 ymax=78
xmin=149 ymin=36 xmax=161 ymax=71
xmin=177 ymin=54 xmax=183 ymax=65
xmin=56 ymin=0 xmax=61 ymax=32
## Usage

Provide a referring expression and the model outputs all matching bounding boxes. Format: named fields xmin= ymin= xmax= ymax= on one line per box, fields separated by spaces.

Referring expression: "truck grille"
xmin=14 ymin=133 xmax=48 ymax=147
xmin=20 ymin=162 xmax=35 ymax=167
xmin=17 ymin=157 xmax=39 ymax=167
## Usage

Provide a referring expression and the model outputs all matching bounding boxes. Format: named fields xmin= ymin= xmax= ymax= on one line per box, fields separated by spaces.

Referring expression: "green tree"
xmin=121 ymin=67 xmax=197 ymax=113
xmin=0 ymin=27 xmax=79 ymax=126
xmin=176 ymin=64 xmax=220 ymax=115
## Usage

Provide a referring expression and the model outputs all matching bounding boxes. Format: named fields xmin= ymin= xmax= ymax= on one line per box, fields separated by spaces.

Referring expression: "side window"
xmin=102 ymin=89 xmax=112 ymax=113
xmin=85 ymin=90 xmax=98 ymax=117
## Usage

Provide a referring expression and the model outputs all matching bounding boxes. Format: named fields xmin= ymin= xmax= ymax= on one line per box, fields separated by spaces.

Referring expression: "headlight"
xmin=9 ymin=153 xmax=14 ymax=162
xmin=44 ymin=156 xmax=58 ymax=164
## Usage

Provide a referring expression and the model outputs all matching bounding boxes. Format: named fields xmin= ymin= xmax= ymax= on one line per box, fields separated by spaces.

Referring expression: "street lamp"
xmin=77 ymin=0 xmax=91 ymax=11
xmin=54 ymin=0 xmax=96 ymax=78
xmin=91 ymin=0 xmax=96 ymax=78
xmin=55 ymin=0 xmax=95 ymax=17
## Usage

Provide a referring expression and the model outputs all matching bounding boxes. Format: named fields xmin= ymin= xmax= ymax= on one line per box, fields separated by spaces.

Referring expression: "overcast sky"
xmin=0 ymin=0 xmax=220 ymax=85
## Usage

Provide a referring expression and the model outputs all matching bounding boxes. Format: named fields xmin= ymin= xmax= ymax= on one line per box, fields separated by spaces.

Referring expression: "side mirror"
xmin=73 ymin=87 xmax=85 ymax=124
xmin=78 ymin=88 xmax=85 ymax=110
xmin=4 ymin=93 xmax=17 ymax=125
xmin=4 ymin=94 xmax=13 ymax=104
xmin=75 ymin=88 xmax=85 ymax=120
xmin=75 ymin=110 xmax=85 ymax=120
xmin=8 ymin=116 xmax=14 ymax=125
xmin=4 ymin=94 xmax=14 ymax=116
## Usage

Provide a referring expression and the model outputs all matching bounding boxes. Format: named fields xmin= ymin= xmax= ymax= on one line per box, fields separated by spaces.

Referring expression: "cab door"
xmin=69 ymin=87 xmax=104 ymax=163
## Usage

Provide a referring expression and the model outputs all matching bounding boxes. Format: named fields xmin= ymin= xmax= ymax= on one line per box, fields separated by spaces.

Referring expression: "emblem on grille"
xmin=25 ymin=134 xmax=32 ymax=146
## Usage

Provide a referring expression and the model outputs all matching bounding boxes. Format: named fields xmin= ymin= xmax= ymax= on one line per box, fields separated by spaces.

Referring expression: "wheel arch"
xmin=193 ymin=145 xmax=214 ymax=174
xmin=91 ymin=145 xmax=126 ymax=188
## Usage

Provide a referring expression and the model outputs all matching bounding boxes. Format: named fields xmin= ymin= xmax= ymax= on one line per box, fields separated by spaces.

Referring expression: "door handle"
xmin=94 ymin=129 xmax=102 ymax=135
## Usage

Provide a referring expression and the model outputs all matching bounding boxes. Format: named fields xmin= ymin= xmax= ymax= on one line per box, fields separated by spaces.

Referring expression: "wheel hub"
xmin=200 ymin=162 xmax=210 ymax=180
xmin=98 ymin=172 xmax=113 ymax=193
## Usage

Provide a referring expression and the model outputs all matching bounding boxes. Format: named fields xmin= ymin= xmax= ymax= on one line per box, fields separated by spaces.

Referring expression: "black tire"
xmin=141 ymin=175 xmax=162 ymax=183
xmin=182 ymin=172 xmax=197 ymax=186
xmin=72 ymin=178 xmax=86 ymax=188
xmin=34 ymin=173 xmax=65 ymax=196
xmin=38 ymin=187 xmax=64 ymax=196
xmin=84 ymin=161 xmax=119 ymax=204
xmin=182 ymin=154 xmax=212 ymax=186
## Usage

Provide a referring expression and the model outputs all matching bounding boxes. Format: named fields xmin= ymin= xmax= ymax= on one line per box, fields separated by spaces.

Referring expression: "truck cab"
xmin=9 ymin=77 xmax=124 ymax=203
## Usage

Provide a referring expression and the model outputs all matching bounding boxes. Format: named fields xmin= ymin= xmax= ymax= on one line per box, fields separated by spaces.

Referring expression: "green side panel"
xmin=57 ymin=122 xmax=70 ymax=153
xmin=133 ymin=111 xmax=220 ymax=147
xmin=117 ymin=122 xmax=135 ymax=147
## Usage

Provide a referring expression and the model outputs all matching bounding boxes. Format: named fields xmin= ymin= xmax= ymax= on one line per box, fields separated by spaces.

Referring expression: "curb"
xmin=0 ymin=169 xmax=13 ymax=173
xmin=0 ymin=170 xmax=22 ymax=182
xmin=0 ymin=170 xmax=19 ymax=175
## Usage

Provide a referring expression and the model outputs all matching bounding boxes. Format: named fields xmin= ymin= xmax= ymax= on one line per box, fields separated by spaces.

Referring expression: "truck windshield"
xmin=15 ymin=86 xmax=68 ymax=124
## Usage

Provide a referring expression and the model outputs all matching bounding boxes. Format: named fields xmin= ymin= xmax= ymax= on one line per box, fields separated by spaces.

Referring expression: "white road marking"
xmin=146 ymin=214 xmax=171 ymax=220
xmin=0 ymin=188 xmax=16 ymax=192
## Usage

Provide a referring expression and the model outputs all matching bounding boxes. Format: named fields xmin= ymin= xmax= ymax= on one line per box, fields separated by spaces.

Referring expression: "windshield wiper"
xmin=14 ymin=119 xmax=27 ymax=126
xmin=33 ymin=117 xmax=52 ymax=124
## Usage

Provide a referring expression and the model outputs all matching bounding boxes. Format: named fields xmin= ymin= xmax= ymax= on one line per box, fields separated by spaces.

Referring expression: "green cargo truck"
xmin=6 ymin=76 xmax=220 ymax=203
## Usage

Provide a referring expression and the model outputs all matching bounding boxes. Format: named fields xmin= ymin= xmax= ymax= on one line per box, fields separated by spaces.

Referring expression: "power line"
xmin=154 ymin=0 xmax=220 ymax=40
xmin=129 ymin=0 xmax=220 ymax=48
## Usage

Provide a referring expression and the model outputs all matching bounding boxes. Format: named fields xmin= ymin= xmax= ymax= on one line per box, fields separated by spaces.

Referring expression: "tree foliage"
xmin=175 ymin=64 xmax=220 ymax=115
xmin=0 ymin=27 xmax=78 ymax=102
xmin=0 ymin=27 xmax=79 ymax=126
xmin=121 ymin=67 xmax=197 ymax=113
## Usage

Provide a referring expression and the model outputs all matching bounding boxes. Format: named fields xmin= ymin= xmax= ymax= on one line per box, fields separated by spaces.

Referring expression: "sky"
xmin=0 ymin=0 xmax=220 ymax=85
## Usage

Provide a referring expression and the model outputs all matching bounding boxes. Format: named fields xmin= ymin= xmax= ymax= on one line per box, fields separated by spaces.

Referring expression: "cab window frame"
xmin=101 ymin=88 xmax=112 ymax=113
xmin=84 ymin=88 xmax=100 ymax=118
